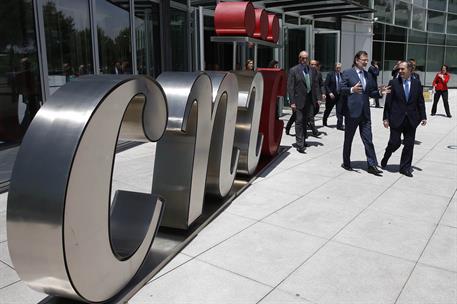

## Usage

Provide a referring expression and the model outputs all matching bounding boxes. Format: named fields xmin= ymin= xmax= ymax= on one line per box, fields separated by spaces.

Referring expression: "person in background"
xmin=409 ymin=58 xmax=420 ymax=81
xmin=268 ymin=60 xmax=279 ymax=68
xmin=391 ymin=60 xmax=401 ymax=78
xmin=368 ymin=60 xmax=381 ymax=108
xmin=324 ymin=62 xmax=344 ymax=130
xmin=245 ymin=59 xmax=254 ymax=71
xmin=431 ymin=64 xmax=451 ymax=118
xmin=309 ymin=60 xmax=326 ymax=135
xmin=381 ymin=61 xmax=427 ymax=177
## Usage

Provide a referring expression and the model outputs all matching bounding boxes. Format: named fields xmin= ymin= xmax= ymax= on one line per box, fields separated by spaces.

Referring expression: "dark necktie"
xmin=336 ymin=73 xmax=340 ymax=92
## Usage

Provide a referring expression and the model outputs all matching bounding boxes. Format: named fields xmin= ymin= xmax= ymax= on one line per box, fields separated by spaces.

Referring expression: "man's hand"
xmin=421 ymin=119 xmax=427 ymax=126
xmin=329 ymin=92 xmax=335 ymax=100
xmin=291 ymin=103 xmax=296 ymax=111
xmin=352 ymin=81 xmax=363 ymax=94
xmin=380 ymin=85 xmax=391 ymax=95
xmin=321 ymin=94 xmax=326 ymax=101
xmin=383 ymin=120 xmax=389 ymax=129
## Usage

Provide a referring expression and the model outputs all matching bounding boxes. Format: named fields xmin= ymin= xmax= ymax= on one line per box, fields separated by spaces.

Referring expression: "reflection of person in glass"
xmin=15 ymin=57 xmax=40 ymax=129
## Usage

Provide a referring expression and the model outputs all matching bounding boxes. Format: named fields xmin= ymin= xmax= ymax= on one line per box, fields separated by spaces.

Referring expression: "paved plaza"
xmin=0 ymin=91 xmax=456 ymax=304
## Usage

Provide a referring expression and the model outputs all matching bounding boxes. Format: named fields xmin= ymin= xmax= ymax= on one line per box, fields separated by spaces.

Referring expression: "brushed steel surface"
xmin=232 ymin=71 xmax=264 ymax=175
xmin=153 ymin=72 xmax=213 ymax=229
xmin=7 ymin=75 xmax=167 ymax=302
xmin=206 ymin=71 xmax=240 ymax=197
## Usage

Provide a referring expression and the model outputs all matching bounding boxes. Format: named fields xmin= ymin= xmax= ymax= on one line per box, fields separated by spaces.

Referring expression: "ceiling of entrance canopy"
xmin=189 ymin=0 xmax=374 ymax=19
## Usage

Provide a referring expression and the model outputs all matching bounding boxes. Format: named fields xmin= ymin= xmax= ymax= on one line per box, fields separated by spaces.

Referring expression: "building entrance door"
xmin=283 ymin=25 xmax=312 ymax=70
xmin=313 ymin=30 xmax=340 ymax=74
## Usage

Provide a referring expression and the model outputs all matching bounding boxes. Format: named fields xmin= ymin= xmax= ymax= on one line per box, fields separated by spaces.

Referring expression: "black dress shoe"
xmin=447 ymin=115 xmax=452 ymax=118
xmin=431 ymin=113 xmax=436 ymax=116
xmin=367 ymin=166 xmax=383 ymax=175
xmin=400 ymin=170 xmax=413 ymax=177
xmin=296 ymin=147 xmax=306 ymax=154
xmin=380 ymin=156 xmax=388 ymax=168
xmin=341 ymin=163 xmax=353 ymax=171
xmin=337 ymin=126 xmax=345 ymax=131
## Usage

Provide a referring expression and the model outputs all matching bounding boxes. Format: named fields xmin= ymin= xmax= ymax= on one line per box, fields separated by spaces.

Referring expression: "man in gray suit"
xmin=340 ymin=50 xmax=390 ymax=175
xmin=287 ymin=51 xmax=322 ymax=153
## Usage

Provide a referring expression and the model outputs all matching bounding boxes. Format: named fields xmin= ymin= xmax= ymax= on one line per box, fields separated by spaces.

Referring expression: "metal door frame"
xmin=312 ymin=29 xmax=341 ymax=64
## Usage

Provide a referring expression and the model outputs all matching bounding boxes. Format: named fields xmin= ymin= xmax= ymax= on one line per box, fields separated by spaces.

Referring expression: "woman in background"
xmin=431 ymin=64 xmax=451 ymax=118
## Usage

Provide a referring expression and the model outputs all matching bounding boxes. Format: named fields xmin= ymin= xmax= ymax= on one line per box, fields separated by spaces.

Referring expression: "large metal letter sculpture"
xmin=257 ymin=68 xmax=287 ymax=156
xmin=206 ymin=72 xmax=240 ymax=197
xmin=7 ymin=76 xmax=168 ymax=302
xmin=152 ymin=72 xmax=213 ymax=229
xmin=233 ymin=71 xmax=264 ymax=175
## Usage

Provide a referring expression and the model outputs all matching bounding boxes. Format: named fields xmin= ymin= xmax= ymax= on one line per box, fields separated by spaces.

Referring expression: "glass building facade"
xmin=0 ymin=0 xmax=455 ymax=188
xmin=373 ymin=0 xmax=457 ymax=87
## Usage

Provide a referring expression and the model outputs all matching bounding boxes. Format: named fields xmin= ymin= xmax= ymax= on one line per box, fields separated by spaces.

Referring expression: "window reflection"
xmin=135 ymin=1 xmax=161 ymax=77
xmin=43 ymin=0 xmax=93 ymax=95
xmin=0 ymin=0 xmax=42 ymax=143
xmin=170 ymin=8 xmax=189 ymax=71
xmin=96 ymin=0 xmax=132 ymax=74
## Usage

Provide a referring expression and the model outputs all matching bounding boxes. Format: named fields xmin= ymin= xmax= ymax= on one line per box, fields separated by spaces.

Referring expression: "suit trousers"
xmin=323 ymin=95 xmax=343 ymax=128
xmin=383 ymin=118 xmax=417 ymax=172
xmin=343 ymin=116 xmax=378 ymax=167
xmin=432 ymin=90 xmax=451 ymax=116
xmin=295 ymin=100 xmax=313 ymax=149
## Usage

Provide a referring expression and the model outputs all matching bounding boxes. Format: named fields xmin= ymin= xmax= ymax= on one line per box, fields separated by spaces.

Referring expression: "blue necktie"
xmin=336 ymin=73 xmax=340 ymax=92
xmin=358 ymin=71 xmax=366 ymax=91
xmin=404 ymin=79 xmax=410 ymax=102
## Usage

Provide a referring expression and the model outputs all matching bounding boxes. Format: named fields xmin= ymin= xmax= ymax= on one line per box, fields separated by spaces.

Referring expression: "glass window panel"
xmin=373 ymin=22 xmax=384 ymax=41
xmin=43 ymin=0 xmax=93 ymax=95
xmin=445 ymin=47 xmax=457 ymax=87
xmin=135 ymin=1 xmax=161 ymax=77
xmin=395 ymin=0 xmax=411 ymax=27
xmin=383 ymin=43 xmax=405 ymax=83
xmin=428 ymin=0 xmax=446 ymax=11
xmin=450 ymin=0 xmax=457 ymax=14
xmin=0 ymin=0 xmax=42 ymax=145
xmin=373 ymin=42 xmax=384 ymax=84
xmin=408 ymin=29 xmax=427 ymax=43
xmin=428 ymin=33 xmax=446 ymax=44
xmin=448 ymin=14 xmax=457 ymax=35
xmin=170 ymin=8 xmax=189 ymax=71
xmin=413 ymin=0 xmax=426 ymax=7
xmin=386 ymin=25 xmax=407 ymax=41
xmin=203 ymin=15 xmax=233 ymax=71
xmin=425 ymin=46 xmax=444 ymax=85
xmin=374 ymin=0 xmax=394 ymax=23
xmin=412 ymin=6 xmax=426 ymax=30
xmin=447 ymin=34 xmax=457 ymax=46
xmin=427 ymin=10 xmax=445 ymax=33
xmin=96 ymin=0 xmax=132 ymax=74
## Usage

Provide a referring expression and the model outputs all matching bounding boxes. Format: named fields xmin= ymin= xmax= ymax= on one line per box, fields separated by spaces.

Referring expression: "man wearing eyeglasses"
xmin=340 ymin=50 xmax=390 ymax=175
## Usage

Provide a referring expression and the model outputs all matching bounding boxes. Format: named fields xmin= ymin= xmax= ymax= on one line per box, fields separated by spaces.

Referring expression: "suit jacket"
xmin=324 ymin=71 xmax=342 ymax=96
xmin=287 ymin=64 xmax=321 ymax=109
xmin=383 ymin=77 xmax=427 ymax=129
xmin=340 ymin=68 xmax=381 ymax=119
xmin=368 ymin=65 xmax=379 ymax=82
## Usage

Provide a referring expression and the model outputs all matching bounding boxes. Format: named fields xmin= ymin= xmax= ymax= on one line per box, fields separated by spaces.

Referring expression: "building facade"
xmin=0 ymin=0 xmax=455 ymax=187
xmin=372 ymin=0 xmax=457 ymax=87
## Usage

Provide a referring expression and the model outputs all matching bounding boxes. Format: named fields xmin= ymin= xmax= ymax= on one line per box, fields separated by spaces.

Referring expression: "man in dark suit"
xmin=287 ymin=51 xmax=321 ymax=153
xmin=340 ymin=51 xmax=390 ymax=175
xmin=368 ymin=60 xmax=381 ymax=108
xmin=381 ymin=61 xmax=427 ymax=177
xmin=324 ymin=62 xmax=344 ymax=130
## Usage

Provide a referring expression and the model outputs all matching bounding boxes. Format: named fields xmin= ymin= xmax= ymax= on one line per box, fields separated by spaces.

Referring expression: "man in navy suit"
xmin=324 ymin=63 xmax=344 ymax=130
xmin=340 ymin=51 xmax=390 ymax=175
xmin=381 ymin=61 xmax=427 ymax=177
